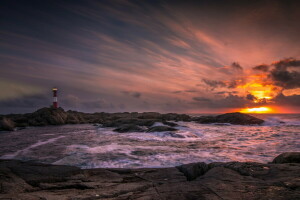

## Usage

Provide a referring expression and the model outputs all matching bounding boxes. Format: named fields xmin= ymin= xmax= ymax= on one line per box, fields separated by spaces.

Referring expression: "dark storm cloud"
xmin=253 ymin=64 xmax=269 ymax=72
xmin=270 ymin=58 xmax=300 ymax=89
xmin=246 ymin=94 xmax=256 ymax=101
xmin=273 ymin=58 xmax=300 ymax=69
xmin=250 ymin=58 xmax=300 ymax=90
xmin=231 ymin=62 xmax=243 ymax=70
xmin=274 ymin=93 xmax=300 ymax=107
xmin=202 ymin=78 xmax=241 ymax=89
xmin=202 ymin=79 xmax=226 ymax=89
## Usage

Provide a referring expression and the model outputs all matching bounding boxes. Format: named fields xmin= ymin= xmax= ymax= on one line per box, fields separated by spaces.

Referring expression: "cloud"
xmin=121 ymin=91 xmax=142 ymax=98
xmin=131 ymin=92 xmax=141 ymax=98
xmin=246 ymin=94 xmax=256 ymax=101
xmin=192 ymin=94 xmax=252 ymax=109
xmin=253 ymin=64 xmax=269 ymax=72
xmin=274 ymin=93 xmax=300 ymax=106
xmin=1 ymin=1 xmax=300 ymax=113
xmin=185 ymin=89 xmax=197 ymax=93
xmin=202 ymin=79 xmax=226 ymax=89
xmin=273 ymin=58 xmax=300 ymax=69
xmin=231 ymin=62 xmax=243 ymax=70
xmin=270 ymin=58 xmax=300 ymax=89
xmin=192 ymin=97 xmax=210 ymax=101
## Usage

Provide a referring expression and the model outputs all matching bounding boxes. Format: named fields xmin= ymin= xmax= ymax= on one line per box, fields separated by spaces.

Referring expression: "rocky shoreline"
xmin=0 ymin=152 xmax=299 ymax=200
xmin=0 ymin=107 xmax=264 ymax=132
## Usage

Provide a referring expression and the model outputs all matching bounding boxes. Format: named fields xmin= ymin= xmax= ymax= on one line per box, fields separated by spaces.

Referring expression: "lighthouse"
xmin=52 ymin=87 xmax=58 ymax=108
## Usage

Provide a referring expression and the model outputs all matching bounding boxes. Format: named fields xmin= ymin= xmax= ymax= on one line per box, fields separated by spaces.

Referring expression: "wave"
xmin=263 ymin=116 xmax=300 ymax=126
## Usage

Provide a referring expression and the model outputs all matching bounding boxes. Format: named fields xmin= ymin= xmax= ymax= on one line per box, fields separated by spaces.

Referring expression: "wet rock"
xmin=162 ymin=113 xmax=191 ymax=121
xmin=177 ymin=162 xmax=209 ymax=181
xmin=193 ymin=116 xmax=216 ymax=123
xmin=0 ymin=153 xmax=299 ymax=199
xmin=272 ymin=152 xmax=300 ymax=164
xmin=162 ymin=121 xmax=178 ymax=127
xmin=113 ymin=124 xmax=144 ymax=133
xmin=1 ymin=107 xmax=265 ymax=132
xmin=147 ymin=126 xmax=178 ymax=132
xmin=0 ymin=117 xmax=15 ymax=131
xmin=28 ymin=107 xmax=68 ymax=126
xmin=195 ymin=112 xmax=264 ymax=125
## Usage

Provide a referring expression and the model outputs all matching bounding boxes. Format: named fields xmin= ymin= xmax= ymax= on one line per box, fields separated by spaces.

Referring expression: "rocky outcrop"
xmin=0 ymin=117 xmax=15 ymax=131
xmin=194 ymin=112 xmax=264 ymax=125
xmin=272 ymin=152 xmax=300 ymax=163
xmin=0 ymin=153 xmax=299 ymax=200
xmin=1 ymin=108 xmax=265 ymax=132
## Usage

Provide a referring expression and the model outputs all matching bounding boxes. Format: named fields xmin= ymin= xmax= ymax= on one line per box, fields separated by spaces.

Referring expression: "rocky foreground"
xmin=0 ymin=152 xmax=299 ymax=200
xmin=0 ymin=107 xmax=264 ymax=131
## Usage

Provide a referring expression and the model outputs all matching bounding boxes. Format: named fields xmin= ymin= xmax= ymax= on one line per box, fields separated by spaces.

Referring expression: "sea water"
xmin=0 ymin=114 xmax=299 ymax=168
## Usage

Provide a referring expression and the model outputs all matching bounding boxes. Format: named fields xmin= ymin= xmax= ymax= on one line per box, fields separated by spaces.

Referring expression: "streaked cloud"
xmin=0 ymin=0 xmax=299 ymax=113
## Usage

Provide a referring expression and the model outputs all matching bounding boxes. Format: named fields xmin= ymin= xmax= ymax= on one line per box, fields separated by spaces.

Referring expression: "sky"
xmin=1 ymin=0 xmax=300 ymax=114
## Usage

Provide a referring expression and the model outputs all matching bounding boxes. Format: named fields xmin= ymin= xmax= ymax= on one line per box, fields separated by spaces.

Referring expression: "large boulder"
xmin=177 ymin=162 xmax=209 ymax=180
xmin=195 ymin=112 xmax=264 ymax=125
xmin=0 ymin=117 xmax=15 ymax=131
xmin=272 ymin=152 xmax=300 ymax=164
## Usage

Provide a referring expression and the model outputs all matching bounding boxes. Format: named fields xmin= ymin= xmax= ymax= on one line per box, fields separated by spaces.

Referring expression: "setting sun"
xmin=240 ymin=106 xmax=273 ymax=113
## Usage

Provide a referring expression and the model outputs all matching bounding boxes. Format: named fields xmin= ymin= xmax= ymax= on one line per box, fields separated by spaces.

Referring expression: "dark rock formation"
xmin=1 ymin=107 xmax=265 ymax=133
xmin=177 ymin=162 xmax=209 ymax=180
xmin=162 ymin=121 xmax=178 ymax=127
xmin=147 ymin=126 xmax=178 ymax=132
xmin=0 ymin=153 xmax=299 ymax=199
xmin=113 ymin=124 xmax=144 ymax=133
xmin=272 ymin=152 xmax=300 ymax=164
xmin=0 ymin=117 xmax=15 ymax=131
xmin=194 ymin=112 xmax=264 ymax=125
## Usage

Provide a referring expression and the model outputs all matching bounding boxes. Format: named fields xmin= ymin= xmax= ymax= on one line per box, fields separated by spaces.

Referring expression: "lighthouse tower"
xmin=52 ymin=88 xmax=58 ymax=108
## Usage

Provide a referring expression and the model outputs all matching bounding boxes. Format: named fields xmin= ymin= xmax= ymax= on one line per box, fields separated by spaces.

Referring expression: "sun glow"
xmin=240 ymin=107 xmax=273 ymax=113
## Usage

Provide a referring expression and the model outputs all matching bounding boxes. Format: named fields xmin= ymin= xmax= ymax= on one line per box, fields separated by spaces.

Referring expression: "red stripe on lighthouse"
xmin=53 ymin=88 xmax=58 ymax=108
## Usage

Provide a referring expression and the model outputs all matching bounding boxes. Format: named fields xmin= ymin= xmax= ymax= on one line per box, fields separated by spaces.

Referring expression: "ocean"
xmin=0 ymin=114 xmax=299 ymax=168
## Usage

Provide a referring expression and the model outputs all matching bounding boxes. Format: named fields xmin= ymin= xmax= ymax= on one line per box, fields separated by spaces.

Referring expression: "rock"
xmin=195 ymin=112 xmax=264 ymax=125
xmin=0 ymin=153 xmax=299 ymax=199
xmin=147 ymin=126 xmax=178 ymax=132
xmin=162 ymin=121 xmax=178 ymax=127
xmin=28 ymin=107 xmax=68 ymax=126
xmin=0 ymin=117 xmax=15 ymax=131
xmin=0 ymin=108 xmax=265 ymax=132
xmin=113 ymin=124 xmax=144 ymax=133
xmin=193 ymin=116 xmax=216 ymax=123
xmin=177 ymin=162 xmax=209 ymax=180
xmin=272 ymin=152 xmax=300 ymax=163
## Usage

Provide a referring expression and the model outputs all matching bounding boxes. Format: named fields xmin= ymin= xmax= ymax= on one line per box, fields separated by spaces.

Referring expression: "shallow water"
xmin=0 ymin=114 xmax=299 ymax=168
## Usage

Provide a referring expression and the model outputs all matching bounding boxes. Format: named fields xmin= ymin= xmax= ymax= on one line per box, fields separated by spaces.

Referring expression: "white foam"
xmin=0 ymin=136 xmax=65 ymax=159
